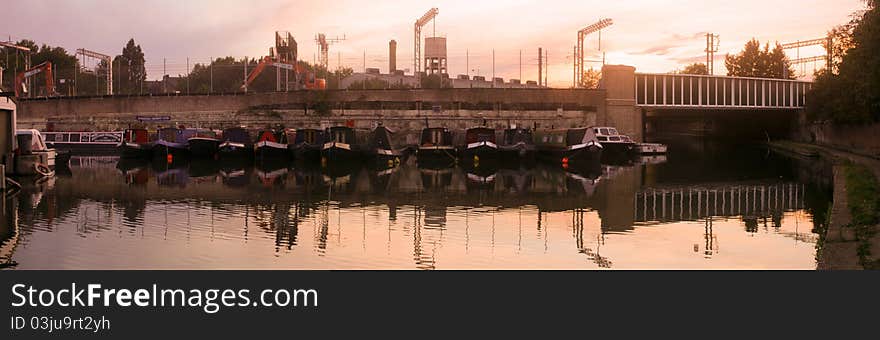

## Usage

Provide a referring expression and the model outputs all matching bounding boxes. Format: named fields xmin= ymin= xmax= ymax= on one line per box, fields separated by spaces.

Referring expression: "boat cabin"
xmin=122 ymin=128 xmax=150 ymax=144
xmin=465 ymin=127 xmax=496 ymax=144
xmin=294 ymin=128 xmax=325 ymax=145
xmin=157 ymin=127 xmax=182 ymax=143
xmin=191 ymin=128 xmax=218 ymax=140
xmin=221 ymin=127 xmax=251 ymax=144
xmin=586 ymin=127 xmax=633 ymax=144
xmin=370 ymin=126 xmax=395 ymax=150
xmin=255 ymin=129 xmax=287 ymax=144
xmin=327 ymin=126 xmax=356 ymax=144
xmin=15 ymin=129 xmax=52 ymax=154
xmin=420 ymin=127 xmax=453 ymax=147
xmin=502 ymin=127 xmax=533 ymax=146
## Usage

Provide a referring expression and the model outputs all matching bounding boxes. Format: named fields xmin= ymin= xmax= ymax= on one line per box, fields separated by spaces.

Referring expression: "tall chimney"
xmin=389 ymin=40 xmax=397 ymax=74
xmin=538 ymin=48 xmax=543 ymax=87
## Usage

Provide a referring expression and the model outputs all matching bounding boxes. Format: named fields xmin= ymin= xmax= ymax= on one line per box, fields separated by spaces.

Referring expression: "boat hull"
xmin=117 ymin=142 xmax=152 ymax=159
xmin=416 ymin=146 xmax=457 ymax=167
xmin=369 ymin=148 xmax=402 ymax=169
xmin=151 ymin=141 xmax=189 ymax=162
xmin=537 ymin=143 xmax=603 ymax=167
xmin=188 ymin=138 xmax=220 ymax=158
xmin=321 ymin=142 xmax=362 ymax=163
xmin=217 ymin=142 xmax=253 ymax=160
xmin=290 ymin=144 xmax=322 ymax=162
xmin=498 ymin=143 xmax=537 ymax=162
xmin=255 ymin=141 xmax=291 ymax=164
xmin=462 ymin=142 xmax=499 ymax=161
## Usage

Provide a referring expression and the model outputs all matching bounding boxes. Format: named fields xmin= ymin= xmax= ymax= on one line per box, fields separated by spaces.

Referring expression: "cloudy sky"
xmin=5 ymin=0 xmax=865 ymax=86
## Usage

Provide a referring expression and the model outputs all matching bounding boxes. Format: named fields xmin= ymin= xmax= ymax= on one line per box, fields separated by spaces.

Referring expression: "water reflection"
xmin=3 ymin=142 xmax=833 ymax=269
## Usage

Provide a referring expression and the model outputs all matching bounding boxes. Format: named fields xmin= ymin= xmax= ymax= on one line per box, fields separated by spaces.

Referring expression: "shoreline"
xmin=768 ymin=140 xmax=880 ymax=270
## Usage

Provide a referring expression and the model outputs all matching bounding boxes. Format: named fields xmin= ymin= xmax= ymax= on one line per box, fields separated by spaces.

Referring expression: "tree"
xmin=578 ymin=68 xmax=602 ymax=89
xmin=807 ymin=0 xmax=880 ymax=123
xmin=116 ymin=39 xmax=146 ymax=94
xmin=681 ymin=63 xmax=708 ymax=75
xmin=724 ymin=39 xmax=795 ymax=79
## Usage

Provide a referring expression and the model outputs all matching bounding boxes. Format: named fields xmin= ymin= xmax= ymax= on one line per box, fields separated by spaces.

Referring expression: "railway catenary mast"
xmin=76 ymin=48 xmax=112 ymax=95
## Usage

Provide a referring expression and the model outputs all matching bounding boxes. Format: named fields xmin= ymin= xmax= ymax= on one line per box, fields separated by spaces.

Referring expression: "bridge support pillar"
xmin=601 ymin=65 xmax=641 ymax=142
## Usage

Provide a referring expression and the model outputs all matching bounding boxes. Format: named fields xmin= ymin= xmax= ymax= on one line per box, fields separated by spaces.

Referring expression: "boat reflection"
xmin=2 ymin=148 xmax=828 ymax=270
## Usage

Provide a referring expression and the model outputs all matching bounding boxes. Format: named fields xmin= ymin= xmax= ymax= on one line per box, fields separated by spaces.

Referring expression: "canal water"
xmin=1 ymin=140 xmax=832 ymax=269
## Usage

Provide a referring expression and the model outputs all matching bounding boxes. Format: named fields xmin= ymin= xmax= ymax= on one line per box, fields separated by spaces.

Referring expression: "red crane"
xmin=240 ymin=56 xmax=326 ymax=91
xmin=14 ymin=61 xmax=54 ymax=98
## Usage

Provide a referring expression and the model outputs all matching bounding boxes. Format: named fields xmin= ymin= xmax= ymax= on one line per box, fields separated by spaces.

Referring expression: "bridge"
xmin=10 ymin=65 xmax=814 ymax=144
xmin=635 ymin=73 xmax=813 ymax=109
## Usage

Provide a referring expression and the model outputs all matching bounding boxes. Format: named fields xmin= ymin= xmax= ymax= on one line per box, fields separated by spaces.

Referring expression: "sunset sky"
xmin=5 ymin=0 xmax=866 ymax=86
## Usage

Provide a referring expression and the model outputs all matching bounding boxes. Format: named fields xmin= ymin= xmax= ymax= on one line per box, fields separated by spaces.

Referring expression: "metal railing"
xmin=635 ymin=73 xmax=813 ymax=109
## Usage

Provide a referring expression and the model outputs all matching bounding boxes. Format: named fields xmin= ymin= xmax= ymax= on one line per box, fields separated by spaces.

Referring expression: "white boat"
xmin=14 ymin=129 xmax=57 ymax=175
xmin=635 ymin=143 xmax=668 ymax=155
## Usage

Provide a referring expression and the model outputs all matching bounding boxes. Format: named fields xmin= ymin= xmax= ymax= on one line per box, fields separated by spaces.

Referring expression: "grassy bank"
xmin=843 ymin=164 xmax=880 ymax=269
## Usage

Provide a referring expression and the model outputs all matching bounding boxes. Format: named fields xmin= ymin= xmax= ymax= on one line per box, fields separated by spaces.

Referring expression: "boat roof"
xmin=15 ymin=129 xmax=42 ymax=136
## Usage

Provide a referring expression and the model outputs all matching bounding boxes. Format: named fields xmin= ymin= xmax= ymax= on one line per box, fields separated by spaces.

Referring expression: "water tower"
xmin=424 ymin=37 xmax=447 ymax=75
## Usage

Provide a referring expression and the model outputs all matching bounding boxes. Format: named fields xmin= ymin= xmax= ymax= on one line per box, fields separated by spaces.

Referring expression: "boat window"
xmin=594 ymin=128 xmax=600 ymax=134
xmin=70 ymin=133 xmax=81 ymax=143
xmin=554 ymin=135 xmax=564 ymax=143
xmin=542 ymin=136 xmax=550 ymax=143
xmin=333 ymin=130 xmax=347 ymax=143
xmin=599 ymin=128 xmax=609 ymax=135
xmin=598 ymin=136 xmax=608 ymax=141
xmin=609 ymin=136 xmax=621 ymax=141
xmin=61 ymin=134 xmax=69 ymax=142
xmin=431 ymin=130 xmax=443 ymax=144
xmin=609 ymin=128 xmax=618 ymax=135
xmin=44 ymin=133 xmax=56 ymax=142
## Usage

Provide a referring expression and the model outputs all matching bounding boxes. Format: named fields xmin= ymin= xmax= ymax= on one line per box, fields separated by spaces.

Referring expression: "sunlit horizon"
xmin=5 ymin=0 xmax=865 ymax=85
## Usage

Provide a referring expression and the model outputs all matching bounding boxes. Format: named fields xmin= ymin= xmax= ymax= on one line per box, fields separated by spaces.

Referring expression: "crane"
xmin=414 ymin=8 xmax=439 ymax=78
xmin=314 ymin=33 xmax=345 ymax=70
xmin=14 ymin=61 xmax=54 ymax=98
xmin=76 ymin=48 xmax=113 ymax=95
xmin=240 ymin=56 xmax=325 ymax=91
xmin=1 ymin=41 xmax=34 ymax=95
xmin=241 ymin=31 xmax=326 ymax=92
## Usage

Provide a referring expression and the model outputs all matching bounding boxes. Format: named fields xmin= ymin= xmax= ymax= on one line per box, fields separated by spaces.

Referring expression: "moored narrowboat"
xmin=416 ymin=127 xmax=457 ymax=167
xmin=117 ymin=128 xmax=152 ymax=159
xmin=499 ymin=126 xmax=536 ymax=161
xmin=322 ymin=126 xmax=365 ymax=162
xmin=218 ymin=127 xmax=253 ymax=160
xmin=462 ymin=127 xmax=499 ymax=162
xmin=534 ymin=128 xmax=603 ymax=167
xmin=254 ymin=128 xmax=290 ymax=163
xmin=367 ymin=125 xmax=402 ymax=168
xmin=290 ymin=128 xmax=326 ymax=162
xmin=152 ymin=127 xmax=190 ymax=162
xmin=187 ymin=129 xmax=221 ymax=158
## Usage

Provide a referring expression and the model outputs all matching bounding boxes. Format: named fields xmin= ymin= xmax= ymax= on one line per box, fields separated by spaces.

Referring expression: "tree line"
xmin=807 ymin=0 xmax=879 ymax=124
xmin=1 ymin=38 xmax=146 ymax=96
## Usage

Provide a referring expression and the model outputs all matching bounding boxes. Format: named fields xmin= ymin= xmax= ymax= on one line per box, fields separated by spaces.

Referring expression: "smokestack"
xmin=538 ymin=48 xmax=543 ymax=87
xmin=389 ymin=40 xmax=397 ymax=74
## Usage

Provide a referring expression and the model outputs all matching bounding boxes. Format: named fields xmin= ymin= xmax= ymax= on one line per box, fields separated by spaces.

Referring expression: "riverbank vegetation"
xmin=807 ymin=0 xmax=879 ymax=124
xmin=843 ymin=164 xmax=880 ymax=268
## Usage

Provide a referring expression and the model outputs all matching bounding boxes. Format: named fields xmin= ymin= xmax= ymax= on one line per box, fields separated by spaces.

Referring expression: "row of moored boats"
xmin=118 ymin=124 xmax=666 ymax=167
